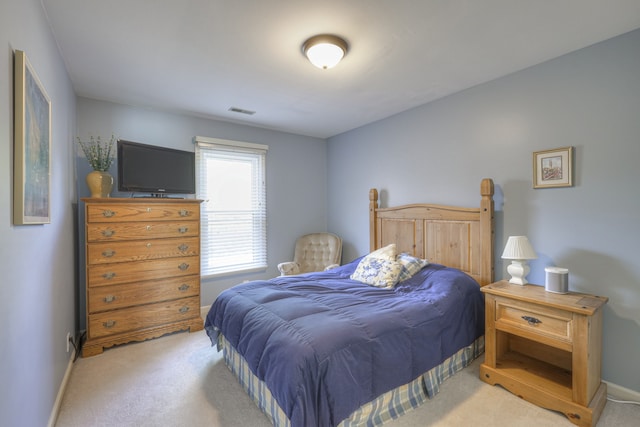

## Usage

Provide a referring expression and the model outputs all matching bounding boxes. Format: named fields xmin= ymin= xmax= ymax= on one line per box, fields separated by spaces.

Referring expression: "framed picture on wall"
xmin=13 ymin=50 xmax=51 ymax=225
xmin=533 ymin=146 xmax=573 ymax=189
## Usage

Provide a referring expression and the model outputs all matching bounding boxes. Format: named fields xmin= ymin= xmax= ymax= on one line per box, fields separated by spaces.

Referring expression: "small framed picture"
xmin=533 ymin=146 xmax=573 ymax=189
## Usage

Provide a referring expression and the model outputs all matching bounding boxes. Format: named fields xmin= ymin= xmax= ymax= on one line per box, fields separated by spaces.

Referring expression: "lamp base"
xmin=507 ymin=260 xmax=530 ymax=286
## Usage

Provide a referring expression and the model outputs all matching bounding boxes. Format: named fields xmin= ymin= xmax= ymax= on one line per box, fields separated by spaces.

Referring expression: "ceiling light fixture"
xmin=302 ymin=34 xmax=348 ymax=70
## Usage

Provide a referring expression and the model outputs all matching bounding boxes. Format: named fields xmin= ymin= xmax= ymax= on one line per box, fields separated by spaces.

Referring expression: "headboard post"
xmin=369 ymin=188 xmax=379 ymax=252
xmin=479 ymin=178 xmax=495 ymax=285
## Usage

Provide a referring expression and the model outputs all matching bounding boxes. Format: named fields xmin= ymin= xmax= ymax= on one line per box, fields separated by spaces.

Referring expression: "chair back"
xmin=293 ymin=233 xmax=342 ymax=273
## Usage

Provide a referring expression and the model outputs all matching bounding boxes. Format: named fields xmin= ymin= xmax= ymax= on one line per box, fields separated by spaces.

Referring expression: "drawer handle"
xmin=102 ymin=272 xmax=116 ymax=280
xmin=103 ymin=320 xmax=116 ymax=328
xmin=103 ymin=295 xmax=117 ymax=303
xmin=146 ymin=225 xmax=152 ymax=231
xmin=178 ymin=226 xmax=188 ymax=234
xmin=178 ymin=244 xmax=189 ymax=252
xmin=178 ymin=263 xmax=189 ymax=271
xmin=102 ymin=209 xmax=115 ymax=218
xmin=521 ymin=315 xmax=542 ymax=326
xmin=179 ymin=306 xmax=190 ymax=314
xmin=179 ymin=209 xmax=190 ymax=217
xmin=101 ymin=229 xmax=115 ymax=237
xmin=102 ymin=249 xmax=115 ymax=258
xmin=178 ymin=283 xmax=190 ymax=291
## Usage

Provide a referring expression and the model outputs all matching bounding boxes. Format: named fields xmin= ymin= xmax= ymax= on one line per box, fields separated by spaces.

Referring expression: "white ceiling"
xmin=42 ymin=0 xmax=640 ymax=139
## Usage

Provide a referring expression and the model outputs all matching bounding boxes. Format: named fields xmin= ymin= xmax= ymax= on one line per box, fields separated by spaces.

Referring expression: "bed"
xmin=205 ymin=178 xmax=495 ymax=426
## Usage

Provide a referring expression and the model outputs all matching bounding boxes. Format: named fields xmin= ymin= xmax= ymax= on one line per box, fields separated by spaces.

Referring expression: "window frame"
xmin=194 ymin=136 xmax=268 ymax=278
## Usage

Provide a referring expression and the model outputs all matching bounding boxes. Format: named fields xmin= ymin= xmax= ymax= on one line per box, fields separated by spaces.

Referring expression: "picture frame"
xmin=13 ymin=50 xmax=51 ymax=225
xmin=533 ymin=146 xmax=573 ymax=189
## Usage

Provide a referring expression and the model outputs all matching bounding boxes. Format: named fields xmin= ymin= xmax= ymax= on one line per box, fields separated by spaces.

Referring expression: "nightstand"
xmin=480 ymin=280 xmax=608 ymax=427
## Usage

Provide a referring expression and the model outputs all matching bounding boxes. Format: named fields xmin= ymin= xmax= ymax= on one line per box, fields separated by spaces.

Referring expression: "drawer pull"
xmin=178 ymin=226 xmax=188 ymax=234
xmin=146 ymin=243 xmax=152 ymax=248
xmin=179 ymin=306 xmax=190 ymax=314
xmin=147 ymin=207 xmax=152 ymax=212
xmin=521 ymin=315 xmax=542 ymax=326
xmin=102 ymin=209 xmax=115 ymax=218
xmin=178 ymin=283 xmax=190 ymax=291
xmin=102 ymin=250 xmax=115 ymax=258
xmin=178 ymin=263 xmax=189 ymax=271
xmin=102 ymin=229 xmax=115 ymax=237
xmin=102 ymin=272 xmax=116 ymax=280
xmin=103 ymin=320 xmax=116 ymax=328
xmin=103 ymin=295 xmax=117 ymax=303
xmin=178 ymin=244 xmax=189 ymax=252
xmin=146 ymin=225 xmax=152 ymax=231
xmin=179 ymin=209 xmax=190 ymax=217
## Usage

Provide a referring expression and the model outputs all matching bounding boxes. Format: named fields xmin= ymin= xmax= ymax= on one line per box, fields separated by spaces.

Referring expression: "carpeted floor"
xmin=55 ymin=330 xmax=639 ymax=427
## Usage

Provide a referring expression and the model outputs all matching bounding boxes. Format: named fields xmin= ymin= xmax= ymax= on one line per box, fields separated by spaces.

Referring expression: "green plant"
xmin=77 ymin=135 xmax=115 ymax=172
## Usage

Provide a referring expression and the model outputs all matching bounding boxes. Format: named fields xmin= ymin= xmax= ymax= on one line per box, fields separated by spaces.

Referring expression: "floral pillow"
xmin=351 ymin=244 xmax=402 ymax=288
xmin=397 ymin=253 xmax=429 ymax=282
xmin=351 ymin=257 xmax=403 ymax=288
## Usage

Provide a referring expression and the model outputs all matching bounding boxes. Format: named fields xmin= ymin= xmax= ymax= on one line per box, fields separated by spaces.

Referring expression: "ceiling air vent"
xmin=228 ymin=107 xmax=256 ymax=115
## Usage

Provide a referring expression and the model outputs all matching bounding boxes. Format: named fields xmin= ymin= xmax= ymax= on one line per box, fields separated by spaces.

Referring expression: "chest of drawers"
xmin=480 ymin=280 xmax=608 ymax=427
xmin=82 ymin=198 xmax=203 ymax=357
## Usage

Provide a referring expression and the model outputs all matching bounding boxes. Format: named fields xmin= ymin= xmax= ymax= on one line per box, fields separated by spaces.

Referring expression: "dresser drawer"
xmin=494 ymin=297 xmax=573 ymax=344
xmin=86 ymin=202 xmax=200 ymax=223
xmin=87 ymin=256 xmax=200 ymax=287
xmin=88 ymin=296 xmax=200 ymax=339
xmin=86 ymin=221 xmax=198 ymax=242
xmin=88 ymin=276 xmax=200 ymax=313
xmin=87 ymin=237 xmax=199 ymax=264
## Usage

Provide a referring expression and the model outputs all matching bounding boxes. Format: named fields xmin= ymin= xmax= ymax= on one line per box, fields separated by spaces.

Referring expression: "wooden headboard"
xmin=369 ymin=178 xmax=495 ymax=286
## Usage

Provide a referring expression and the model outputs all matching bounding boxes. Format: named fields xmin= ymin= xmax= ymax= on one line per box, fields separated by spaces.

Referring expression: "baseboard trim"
xmin=48 ymin=348 xmax=76 ymax=427
xmin=200 ymin=305 xmax=210 ymax=321
xmin=605 ymin=380 xmax=640 ymax=402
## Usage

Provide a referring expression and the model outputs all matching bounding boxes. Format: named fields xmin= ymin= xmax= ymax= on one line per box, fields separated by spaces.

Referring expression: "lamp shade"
xmin=302 ymin=34 xmax=348 ymax=69
xmin=501 ymin=236 xmax=537 ymax=260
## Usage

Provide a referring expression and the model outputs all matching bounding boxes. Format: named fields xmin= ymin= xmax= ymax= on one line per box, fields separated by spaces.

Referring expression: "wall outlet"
xmin=66 ymin=332 xmax=72 ymax=353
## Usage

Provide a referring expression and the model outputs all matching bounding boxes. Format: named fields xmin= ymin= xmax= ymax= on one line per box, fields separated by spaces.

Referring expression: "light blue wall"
xmin=2 ymin=4 xmax=637 ymax=425
xmin=327 ymin=29 xmax=640 ymax=392
xmin=0 ymin=1 xmax=77 ymax=426
xmin=75 ymin=98 xmax=328 ymax=312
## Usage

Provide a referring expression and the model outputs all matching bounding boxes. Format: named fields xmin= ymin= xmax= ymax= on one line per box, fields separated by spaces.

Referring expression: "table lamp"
xmin=501 ymin=236 xmax=537 ymax=285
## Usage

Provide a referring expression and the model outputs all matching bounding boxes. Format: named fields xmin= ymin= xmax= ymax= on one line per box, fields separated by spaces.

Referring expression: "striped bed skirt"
xmin=216 ymin=334 xmax=484 ymax=427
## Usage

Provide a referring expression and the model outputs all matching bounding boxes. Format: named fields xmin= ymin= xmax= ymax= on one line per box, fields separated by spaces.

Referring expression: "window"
xmin=195 ymin=136 xmax=268 ymax=277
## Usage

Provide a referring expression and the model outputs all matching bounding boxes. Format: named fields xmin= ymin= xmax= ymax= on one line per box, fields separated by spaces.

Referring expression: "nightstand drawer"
xmin=495 ymin=297 xmax=573 ymax=345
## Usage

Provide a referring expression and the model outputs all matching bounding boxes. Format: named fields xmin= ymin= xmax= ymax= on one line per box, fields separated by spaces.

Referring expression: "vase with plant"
xmin=77 ymin=135 xmax=116 ymax=198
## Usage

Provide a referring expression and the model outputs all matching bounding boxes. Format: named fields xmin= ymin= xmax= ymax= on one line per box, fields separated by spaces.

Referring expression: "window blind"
xmin=195 ymin=136 xmax=268 ymax=277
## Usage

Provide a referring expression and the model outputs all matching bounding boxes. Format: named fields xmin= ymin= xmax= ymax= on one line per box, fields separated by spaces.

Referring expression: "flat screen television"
xmin=117 ymin=139 xmax=196 ymax=197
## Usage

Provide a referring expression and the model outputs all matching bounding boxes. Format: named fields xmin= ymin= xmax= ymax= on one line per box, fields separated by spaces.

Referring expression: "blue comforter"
xmin=205 ymin=259 xmax=484 ymax=427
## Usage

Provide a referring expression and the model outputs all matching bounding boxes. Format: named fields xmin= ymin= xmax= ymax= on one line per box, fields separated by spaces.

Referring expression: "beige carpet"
xmin=56 ymin=330 xmax=638 ymax=427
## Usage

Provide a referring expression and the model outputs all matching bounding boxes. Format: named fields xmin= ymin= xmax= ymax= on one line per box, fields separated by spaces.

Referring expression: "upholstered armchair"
xmin=277 ymin=233 xmax=342 ymax=276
